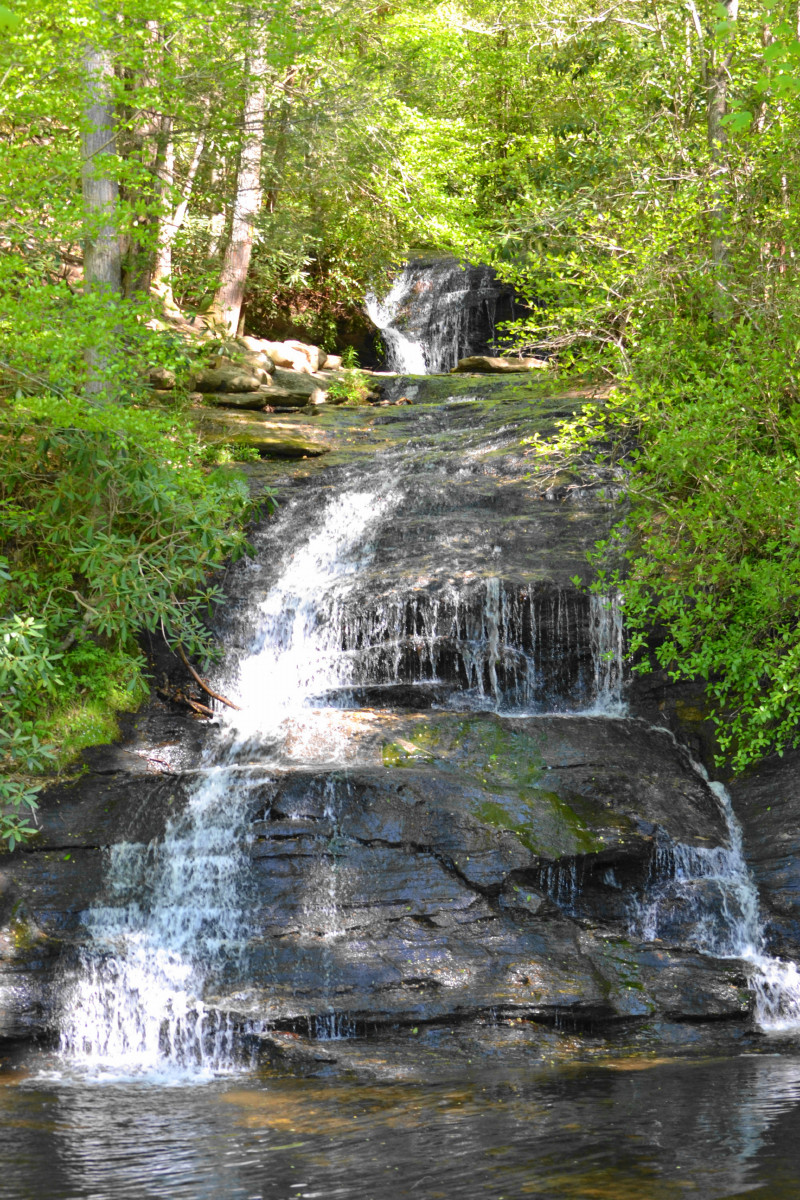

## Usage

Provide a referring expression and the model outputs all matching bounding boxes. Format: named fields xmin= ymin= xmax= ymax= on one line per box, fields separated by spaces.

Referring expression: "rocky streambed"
xmin=2 ymin=375 xmax=800 ymax=1078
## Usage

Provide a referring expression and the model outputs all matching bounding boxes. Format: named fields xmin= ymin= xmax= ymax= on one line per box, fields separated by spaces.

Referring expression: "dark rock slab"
xmin=730 ymin=748 xmax=800 ymax=957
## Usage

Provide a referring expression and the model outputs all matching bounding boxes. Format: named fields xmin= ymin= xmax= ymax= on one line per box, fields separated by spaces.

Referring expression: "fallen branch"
xmin=177 ymin=644 xmax=240 ymax=710
xmin=157 ymin=684 xmax=214 ymax=717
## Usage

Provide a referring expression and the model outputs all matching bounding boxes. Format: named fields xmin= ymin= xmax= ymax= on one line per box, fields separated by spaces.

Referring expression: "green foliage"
xmin=326 ymin=364 xmax=372 ymax=406
xmin=600 ymin=333 xmax=800 ymax=771
xmin=536 ymin=324 xmax=800 ymax=771
xmin=0 ymin=390 xmax=261 ymax=847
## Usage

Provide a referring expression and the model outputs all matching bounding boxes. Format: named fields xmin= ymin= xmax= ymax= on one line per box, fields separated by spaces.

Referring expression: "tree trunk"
xmin=152 ymin=122 xmax=206 ymax=311
xmin=265 ymin=68 xmax=296 ymax=215
xmin=212 ymin=30 xmax=267 ymax=335
xmin=82 ymin=41 xmax=121 ymax=400
xmin=708 ymin=0 xmax=738 ymax=319
xmin=688 ymin=0 xmax=738 ymax=322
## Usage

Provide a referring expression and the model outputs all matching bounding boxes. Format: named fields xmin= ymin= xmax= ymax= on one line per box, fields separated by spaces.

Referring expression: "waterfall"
xmin=59 ymin=769 xmax=257 ymax=1077
xmin=366 ymin=258 xmax=519 ymax=373
xmin=365 ymin=274 xmax=427 ymax=374
xmin=637 ymin=770 xmax=800 ymax=1031
xmin=56 ymin=383 xmax=800 ymax=1080
xmin=58 ymin=484 xmax=397 ymax=1078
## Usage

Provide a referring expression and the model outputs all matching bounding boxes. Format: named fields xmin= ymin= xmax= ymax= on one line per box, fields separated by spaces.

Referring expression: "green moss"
xmin=41 ymin=645 xmax=150 ymax=769
xmin=474 ymin=793 xmax=605 ymax=858
xmin=381 ymin=715 xmax=623 ymax=857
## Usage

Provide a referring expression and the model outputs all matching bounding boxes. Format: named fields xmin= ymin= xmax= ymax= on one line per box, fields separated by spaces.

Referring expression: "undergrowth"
xmin=0 ymin=389 xmax=265 ymax=849
xmin=527 ymin=323 xmax=800 ymax=773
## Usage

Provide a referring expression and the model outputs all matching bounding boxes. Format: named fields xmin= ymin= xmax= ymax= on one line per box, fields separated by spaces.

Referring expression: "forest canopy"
xmin=3 ymin=0 xmax=800 ymax=847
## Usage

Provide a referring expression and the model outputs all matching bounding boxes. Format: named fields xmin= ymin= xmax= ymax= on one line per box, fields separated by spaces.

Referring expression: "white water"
xmin=59 ymin=486 xmax=396 ymax=1079
xmin=57 ymin=402 xmax=800 ymax=1078
xmin=365 ymin=274 xmax=428 ymax=373
xmin=366 ymin=259 xmax=514 ymax=374
xmin=637 ymin=769 xmax=800 ymax=1032
xmin=59 ymin=769 xmax=257 ymax=1078
xmin=587 ymin=591 xmax=626 ymax=716
xmin=226 ymin=487 xmax=397 ymax=746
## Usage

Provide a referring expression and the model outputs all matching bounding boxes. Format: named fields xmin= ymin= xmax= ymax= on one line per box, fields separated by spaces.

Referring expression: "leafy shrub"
xmin=0 ymin=391 xmax=265 ymax=847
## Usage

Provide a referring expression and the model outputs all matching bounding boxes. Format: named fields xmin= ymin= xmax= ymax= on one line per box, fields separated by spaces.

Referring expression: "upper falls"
xmin=365 ymin=256 xmax=522 ymax=373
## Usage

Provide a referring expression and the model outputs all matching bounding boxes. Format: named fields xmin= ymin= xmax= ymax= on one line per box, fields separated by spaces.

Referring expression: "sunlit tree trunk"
xmin=82 ymin=41 xmax=121 ymax=400
xmin=212 ymin=26 xmax=266 ymax=335
xmin=689 ymin=0 xmax=738 ymax=322
xmin=152 ymin=122 xmax=207 ymax=311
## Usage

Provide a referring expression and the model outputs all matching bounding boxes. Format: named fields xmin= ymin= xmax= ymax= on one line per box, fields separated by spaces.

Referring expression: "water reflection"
xmin=1 ymin=1052 xmax=800 ymax=1198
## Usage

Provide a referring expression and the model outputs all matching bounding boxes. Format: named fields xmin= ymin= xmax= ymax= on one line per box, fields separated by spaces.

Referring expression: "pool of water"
xmin=3 ymin=1048 xmax=800 ymax=1199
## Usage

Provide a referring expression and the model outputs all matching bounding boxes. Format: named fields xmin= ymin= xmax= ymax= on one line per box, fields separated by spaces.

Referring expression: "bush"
xmin=0 ymin=390 xmax=263 ymax=847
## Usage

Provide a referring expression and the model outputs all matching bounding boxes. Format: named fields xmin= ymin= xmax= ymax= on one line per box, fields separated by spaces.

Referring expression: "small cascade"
xmin=59 ymin=487 xmax=397 ymax=1078
xmin=636 ymin=777 xmax=800 ymax=1031
xmin=224 ymin=487 xmax=398 ymax=746
xmin=59 ymin=770 xmax=259 ymax=1076
xmin=309 ymin=579 xmax=624 ymax=715
xmin=366 ymin=258 xmax=520 ymax=373
xmin=301 ymin=778 xmax=355 ymax=1040
xmin=588 ymin=590 xmax=626 ymax=715
xmin=365 ymin=274 xmax=427 ymax=374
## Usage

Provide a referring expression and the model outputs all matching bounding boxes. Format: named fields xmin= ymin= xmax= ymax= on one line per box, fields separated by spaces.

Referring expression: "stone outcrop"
xmin=451 ymin=355 xmax=548 ymax=374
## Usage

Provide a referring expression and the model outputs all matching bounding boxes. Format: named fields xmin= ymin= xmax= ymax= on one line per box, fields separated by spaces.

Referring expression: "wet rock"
xmin=730 ymin=748 xmax=800 ymax=957
xmin=270 ymin=367 xmax=330 ymax=397
xmin=194 ymin=713 xmax=735 ymax=1031
xmin=194 ymin=409 xmax=329 ymax=457
xmin=202 ymin=392 xmax=270 ymax=411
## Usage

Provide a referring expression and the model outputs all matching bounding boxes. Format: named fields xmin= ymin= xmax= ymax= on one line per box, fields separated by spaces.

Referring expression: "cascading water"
xmin=58 ymin=484 xmax=398 ymax=1077
xmin=366 ymin=258 xmax=521 ymax=373
xmin=636 ymin=762 xmax=800 ymax=1031
xmin=59 ymin=770 xmax=257 ymax=1076
xmin=55 ymin=356 xmax=800 ymax=1083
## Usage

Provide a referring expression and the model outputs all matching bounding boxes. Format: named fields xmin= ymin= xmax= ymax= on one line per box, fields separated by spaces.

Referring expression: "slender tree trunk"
xmin=265 ymin=68 xmax=296 ymax=214
xmin=152 ymin=120 xmax=206 ymax=310
xmin=82 ymin=41 xmax=121 ymax=400
xmin=212 ymin=27 xmax=267 ymax=335
xmin=688 ymin=0 xmax=738 ymax=322
xmin=706 ymin=54 xmax=730 ymax=294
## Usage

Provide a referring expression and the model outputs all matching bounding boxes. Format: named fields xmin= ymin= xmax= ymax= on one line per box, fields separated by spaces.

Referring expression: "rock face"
xmin=366 ymin=257 xmax=528 ymax=374
xmin=730 ymin=749 xmax=800 ymax=958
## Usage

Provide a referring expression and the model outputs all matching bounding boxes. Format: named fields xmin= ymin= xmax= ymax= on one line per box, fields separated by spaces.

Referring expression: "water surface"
xmin=3 ymin=1050 xmax=800 ymax=1198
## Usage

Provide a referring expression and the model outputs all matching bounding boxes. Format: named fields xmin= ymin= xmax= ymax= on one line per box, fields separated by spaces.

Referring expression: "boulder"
xmin=148 ymin=366 xmax=176 ymax=391
xmin=243 ymin=351 xmax=274 ymax=375
xmin=192 ymin=365 xmax=262 ymax=393
xmin=201 ymin=392 xmax=270 ymax=411
xmin=450 ymin=356 xmax=548 ymax=374
xmin=271 ymin=367 xmax=330 ymax=398
xmin=238 ymin=335 xmax=270 ymax=355
xmin=284 ymin=340 xmax=323 ymax=373
xmin=261 ymin=341 xmax=312 ymax=373
xmin=324 ymin=354 xmax=342 ymax=370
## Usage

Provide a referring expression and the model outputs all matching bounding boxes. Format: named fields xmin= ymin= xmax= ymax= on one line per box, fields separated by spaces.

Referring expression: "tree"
xmin=211 ymin=19 xmax=267 ymax=335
